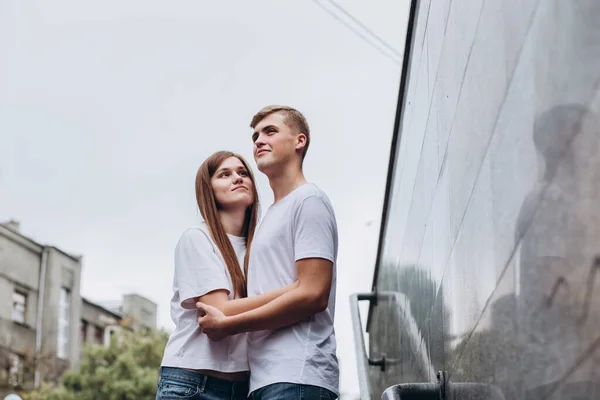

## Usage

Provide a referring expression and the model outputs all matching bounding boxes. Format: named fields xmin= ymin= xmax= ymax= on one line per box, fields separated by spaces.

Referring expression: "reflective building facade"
xmin=364 ymin=0 xmax=600 ymax=398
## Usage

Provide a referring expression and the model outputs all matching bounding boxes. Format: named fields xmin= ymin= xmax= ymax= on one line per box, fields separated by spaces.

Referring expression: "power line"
xmin=326 ymin=0 xmax=402 ymax=58
xmin=312 ymin=0 xmax=403 ymax=65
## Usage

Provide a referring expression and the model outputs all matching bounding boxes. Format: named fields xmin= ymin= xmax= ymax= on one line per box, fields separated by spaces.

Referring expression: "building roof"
xmin=0 ymin=220 xmax=81 ymax=261
xmin=82 ymin=297 xmax=124 ymax=320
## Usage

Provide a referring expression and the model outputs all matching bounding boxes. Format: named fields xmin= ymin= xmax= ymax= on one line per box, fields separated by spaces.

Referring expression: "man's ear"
xmin=295 ymin=133 xmax=307 ymax=152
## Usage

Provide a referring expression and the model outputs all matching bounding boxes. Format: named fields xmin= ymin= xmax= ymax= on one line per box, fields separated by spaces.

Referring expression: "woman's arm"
xmin=194 ymin=281 xmax=299 ymax=316
xmin=175 ymin=228 xmax=297 ymax=316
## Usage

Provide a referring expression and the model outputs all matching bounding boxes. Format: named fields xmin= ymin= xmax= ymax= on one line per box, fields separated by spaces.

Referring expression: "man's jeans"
xmin=250 ymin=383 xmax=337 ymax=400
xmin=156 ymin=367 xmax=248 ymax=400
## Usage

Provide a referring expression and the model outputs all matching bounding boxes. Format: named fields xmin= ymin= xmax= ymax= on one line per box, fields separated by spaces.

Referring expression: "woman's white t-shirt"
xmin=160 ymin=223 xmax=248 ymax=372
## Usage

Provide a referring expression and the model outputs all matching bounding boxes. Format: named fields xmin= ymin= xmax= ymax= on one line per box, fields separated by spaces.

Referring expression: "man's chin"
xmin=256 ymin=159 xmax=273 ymax=173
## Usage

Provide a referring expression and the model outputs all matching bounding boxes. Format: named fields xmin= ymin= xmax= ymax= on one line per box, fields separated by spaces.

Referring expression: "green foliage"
xmin=24 ymin=329 xmax=169 ymax=400
xmin=26 ymin=383 xmax=77 ymax=400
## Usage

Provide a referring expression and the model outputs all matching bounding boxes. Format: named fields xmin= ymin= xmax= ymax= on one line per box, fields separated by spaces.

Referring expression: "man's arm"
xmin=195 ymin=281 xmax=298 ymax=317
xmin=197 ymin=257 xmax=332 ymax=339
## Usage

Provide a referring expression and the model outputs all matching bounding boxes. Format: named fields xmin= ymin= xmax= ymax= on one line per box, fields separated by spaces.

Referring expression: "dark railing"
xmin=350 ymin=291 xmax=436 ymax=399
xmin=366 ymin=0 xmax=421 ymax=333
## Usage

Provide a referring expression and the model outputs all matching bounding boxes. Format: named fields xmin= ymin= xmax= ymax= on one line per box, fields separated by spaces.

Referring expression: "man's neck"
xmin=218 ymin=208 xmax=246 ymax=237
xmin=268 ymin=164 xmax=307 ymax=204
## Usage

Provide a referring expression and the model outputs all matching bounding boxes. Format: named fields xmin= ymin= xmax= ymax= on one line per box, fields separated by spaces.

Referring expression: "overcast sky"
xmin=0 ymin=0 xmax=407 ymax=395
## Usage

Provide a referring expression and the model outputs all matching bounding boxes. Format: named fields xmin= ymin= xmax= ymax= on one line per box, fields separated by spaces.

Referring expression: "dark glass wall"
xmin=367 ymin=0 xmax=600 ymax=399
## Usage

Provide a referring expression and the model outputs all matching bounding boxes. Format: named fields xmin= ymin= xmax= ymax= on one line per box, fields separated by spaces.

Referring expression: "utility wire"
xmin=326 ymin=0 xmax=402 ymax=58
xmin=312 ymin=0 xmax=403 ymax=65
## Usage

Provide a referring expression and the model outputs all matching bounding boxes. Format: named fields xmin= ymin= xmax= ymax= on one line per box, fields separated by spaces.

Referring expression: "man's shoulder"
xmin=290 ymin=184 xmax=337 ymax=225
xmin=293 ymin=183 xmax=332 ymax=205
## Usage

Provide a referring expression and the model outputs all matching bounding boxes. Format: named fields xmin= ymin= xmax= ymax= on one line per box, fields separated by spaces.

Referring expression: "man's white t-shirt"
xmin=247 ymin=183 xmax=339 ymax=395
xmin=161 ymin=223 xmax=249 ymax=372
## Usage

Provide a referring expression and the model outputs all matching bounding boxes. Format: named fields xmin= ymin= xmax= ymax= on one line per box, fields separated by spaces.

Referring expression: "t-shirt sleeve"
xmin=293 ymin=195 xmax=337 ymax=263
xmin=175 ymin=229 xmax=230 ymax=309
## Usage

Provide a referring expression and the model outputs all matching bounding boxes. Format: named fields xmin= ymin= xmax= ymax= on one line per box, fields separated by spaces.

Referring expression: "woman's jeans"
xmin=156 ymin=367 xmax=249 ymax=400
xmin=250 ymin=383 xmax=337 ymax=400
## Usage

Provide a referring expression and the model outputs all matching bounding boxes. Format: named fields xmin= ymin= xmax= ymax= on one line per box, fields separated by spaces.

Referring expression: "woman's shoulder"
xmin=177 ymin=224 xmax=215 ymax=251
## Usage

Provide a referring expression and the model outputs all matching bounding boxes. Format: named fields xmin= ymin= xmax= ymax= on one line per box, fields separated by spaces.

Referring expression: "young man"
xmin=197 ymin=105 xmax=339 ymax=399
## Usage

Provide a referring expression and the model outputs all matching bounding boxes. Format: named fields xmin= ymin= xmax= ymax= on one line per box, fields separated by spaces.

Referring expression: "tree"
xmin=24 ymin=328 xmax=169 ymax=400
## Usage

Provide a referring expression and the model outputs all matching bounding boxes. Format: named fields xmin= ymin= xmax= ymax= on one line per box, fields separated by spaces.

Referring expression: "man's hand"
xmin=194 ymin=258 xmax=333 ymax=336
xmin=197 ymin=302 xmax=230 ymax=341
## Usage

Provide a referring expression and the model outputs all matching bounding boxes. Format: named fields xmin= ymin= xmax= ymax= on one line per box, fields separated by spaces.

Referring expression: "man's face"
xmin=252 ymin=112 xmax=303 ymax=174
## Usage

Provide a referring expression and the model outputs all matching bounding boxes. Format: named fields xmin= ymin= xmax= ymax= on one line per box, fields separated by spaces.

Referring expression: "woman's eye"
xmin=239 ymin=171 xmax=248 ymax=176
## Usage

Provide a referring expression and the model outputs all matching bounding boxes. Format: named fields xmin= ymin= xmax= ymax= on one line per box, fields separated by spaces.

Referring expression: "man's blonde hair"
xmin=250 ymin=105 xmax=310 ymax=160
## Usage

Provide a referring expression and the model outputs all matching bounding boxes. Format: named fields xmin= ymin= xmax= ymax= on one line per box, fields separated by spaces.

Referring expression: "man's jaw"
xmin=255 ymin=151 xmax=273 ymax=172
xmin=256 ymin=159 xmax=276 ymax=177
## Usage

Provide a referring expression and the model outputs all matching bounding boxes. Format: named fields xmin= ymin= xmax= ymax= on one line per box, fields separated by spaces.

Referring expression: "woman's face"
xmin=211 ymin=156 xmax=255 ymax=210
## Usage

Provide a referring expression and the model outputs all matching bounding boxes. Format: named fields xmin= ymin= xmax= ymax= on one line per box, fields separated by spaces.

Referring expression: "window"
xmin=8 ymin=353 xmax=23 ymax=387
xmin=12 ymin=290 xmax=27 ymax=324
xmin=57 ymin=288 xmax=70 ymax=359
xmin=80 ymin=320 xmax=88 ymax=345
xmin=106 ymin=326 xmax=121 ymax=346
xmin=94 ymin=325 xmax=104 ymax=345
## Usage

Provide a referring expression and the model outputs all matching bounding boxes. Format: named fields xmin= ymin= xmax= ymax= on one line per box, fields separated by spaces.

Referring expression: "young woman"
xmin=156 ymin=151 xmax=296 ymax=400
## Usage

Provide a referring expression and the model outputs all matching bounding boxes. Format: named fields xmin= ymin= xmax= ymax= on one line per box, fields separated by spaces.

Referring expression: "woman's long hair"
xmin=195 ymin=151 xmax=259 ymax=298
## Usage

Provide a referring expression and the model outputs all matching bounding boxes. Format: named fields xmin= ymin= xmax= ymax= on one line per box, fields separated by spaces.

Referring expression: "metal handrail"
xmin=350 ymin=291 xmax=436 ymax=399
xmin=350 ymin=293 xmax=377 ymax=400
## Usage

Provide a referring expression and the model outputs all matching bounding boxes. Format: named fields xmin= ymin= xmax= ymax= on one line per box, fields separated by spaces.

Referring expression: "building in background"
xmin=0 ymin=220 xmax=157 ymax=398
xmin=0 ymin=220 xmax=82 ymax=396
xmin=80 ymin=298 xmax=122 ymax=351
xmin=100 ymin=293 xmax=158 ymax=331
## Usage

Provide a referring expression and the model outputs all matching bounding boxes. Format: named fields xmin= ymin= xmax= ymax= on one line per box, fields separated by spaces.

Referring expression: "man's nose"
xmin=254 ymin=134 xmax=266 ymax=148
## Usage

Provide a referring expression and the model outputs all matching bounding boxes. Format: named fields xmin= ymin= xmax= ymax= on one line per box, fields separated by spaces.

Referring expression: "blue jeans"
xmin=156 ymin=367 xmax=249 ymax=400
xmin=250 ymin=383 xmax=337 ymax=400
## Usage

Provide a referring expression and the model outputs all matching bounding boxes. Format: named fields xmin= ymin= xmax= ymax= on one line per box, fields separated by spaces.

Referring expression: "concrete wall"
xmin=81 ymin=299 xmax=120 ymax=331
xmin=368 ymin=0 xmax=600 ymax=399
xmin=0 ymin=226 xmax=41 ymax=293
xmin=0 ymin=225 xmax=41 ymax=358
xmin=40 ymin=248 xmax=82 ymax=372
